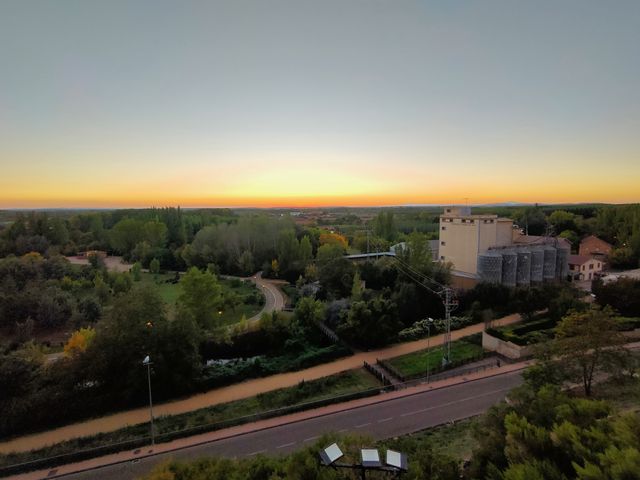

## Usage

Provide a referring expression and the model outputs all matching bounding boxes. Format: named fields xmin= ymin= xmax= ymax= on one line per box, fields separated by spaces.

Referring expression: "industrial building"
xmin=439 ymin=207 xmax=569 ymax=287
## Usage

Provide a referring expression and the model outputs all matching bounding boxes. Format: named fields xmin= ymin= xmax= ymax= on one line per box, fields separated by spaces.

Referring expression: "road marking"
xmin=338 ymin=428 xmax=348 ymax=433
xmin=247 ymin=449 xmax=267 ymax=456
xmin=303 ymin=436 xmax=320 ymax=443
xmin=399 ymin=387 xmax=511 ymax=418
xmin=377 ymin=417 xmax=393 ymax=423
xmin=355 ymin=422 xmax=371 ymax=429
xmin=401 ymin=409 xmax=426 ymax=417
xmin=276 ymin=442 xmax=296 ymax=449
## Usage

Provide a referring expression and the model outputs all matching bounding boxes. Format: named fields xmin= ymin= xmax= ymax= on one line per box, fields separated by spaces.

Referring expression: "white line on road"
xmin=276 ymin=442 xmax=296 ymax=449
xmin=303 ymin=436 xmax=320 ymax=443
xmin=377 ymin=417 xmax=394 ymax=423
xmin=399 ymin=387 xmax=511 ymax=418
xmin=247 ymin=449 xmax=267 ymax=456
xmin=355 ymin=422 xmax=372 ymax=429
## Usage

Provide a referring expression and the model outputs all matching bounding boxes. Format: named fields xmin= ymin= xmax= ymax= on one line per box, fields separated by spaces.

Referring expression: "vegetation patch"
xmin=386 ymin=334 xmax=484 ymax=379
xmin=0 ymin=369 xmax=382 ymax=475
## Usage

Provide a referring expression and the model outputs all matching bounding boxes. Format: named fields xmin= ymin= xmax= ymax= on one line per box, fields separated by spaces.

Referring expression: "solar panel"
xmin=319 ymin=443 xmax=343 ymax=466
xmin=386 ymin=449 xmax=408 ymax=471
xmin=361 ymin=448 xmax=381 ymax=468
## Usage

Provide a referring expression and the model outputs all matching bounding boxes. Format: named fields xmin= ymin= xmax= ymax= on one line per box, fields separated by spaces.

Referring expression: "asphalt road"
xmin=50 ymin=371 xmax=522 ymax=480
xmin=247 ymin=272 xmax=286 ymax=322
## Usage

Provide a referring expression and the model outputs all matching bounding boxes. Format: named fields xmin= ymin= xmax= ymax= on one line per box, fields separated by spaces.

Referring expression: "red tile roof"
xmin=568 ymin=254 xmax=594 ymax=265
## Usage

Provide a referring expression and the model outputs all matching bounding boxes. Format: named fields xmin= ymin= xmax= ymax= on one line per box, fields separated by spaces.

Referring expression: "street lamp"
xmin=425 ymin=317 xmax=434 ymax=383
xmin=142 ymin=355 xmax=155 ymax=447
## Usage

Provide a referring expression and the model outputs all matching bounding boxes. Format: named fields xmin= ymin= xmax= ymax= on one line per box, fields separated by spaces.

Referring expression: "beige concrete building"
xmin=439 ymin=206 xmax=513 ymax=275
xmin=439 ymin=206 xmax=570 ymax=286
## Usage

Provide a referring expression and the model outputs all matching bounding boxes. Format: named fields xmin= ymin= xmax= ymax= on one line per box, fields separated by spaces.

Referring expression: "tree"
xmin=237 ymin=250 xmax=255 ymax=275
xmin=177 ymin=267 xmax=223 ymax=329
xmin=109 ymin=218 xmax=145 ymax=256
xmin=396 ymin=231 xmax=434 ymax=276
xmin=372 ymin=211 xmax=397 ymax=241
xmin=131 ymin=262 xmax=142 ymax=281
xmin=293 ymin=296 xmax=325 ymax=332
xmin=513 ymin=287 xmax=546 ymax=322
xmin=319 ymin=232 xmax=348 ymax=250
xmin=149 ymin=257 xmax=160 ymax=274
xmin=271 ymin=259 xmax=280 ymax=277
xmin=338 ymin=296 xmax=401 ymax=348
xmin=299 ymin=235 xmax=313 ymax=265
xmin=318 ymin=256 xmax=354 ymax=299
xmin=351 ymin=270 xmax=363 ymax=301
xmin=514 ymin=207 xmax=547 ymax=236
xmin=315 ymin=243 xmax=344 ymax=267
xmin=592 ymin=277 xmax=640 ymax=316
xmin=85 ymin=286 xmax=201 ymax=400
xmin=553 ymin=305 xmax=627 ymax=396
xmin=64 ymin=327 xmax=96 ymax=357
xmin=548 ymin=210 xmax=578 ymax=234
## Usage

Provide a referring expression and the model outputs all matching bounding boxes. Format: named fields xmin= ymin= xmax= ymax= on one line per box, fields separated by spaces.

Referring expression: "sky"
xmin=1 ymin=0 xmax=639 ymax=208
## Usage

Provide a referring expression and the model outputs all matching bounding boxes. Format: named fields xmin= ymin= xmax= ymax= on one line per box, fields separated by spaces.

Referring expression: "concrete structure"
xmin=568 ymin=254 xmax=603 ymax=281
xmin=482 ymin=331 xmax=534 ymax=360
xmin=579 ymin=235 xmax=613 ymax=258
xmin=439 ymin=206 xmax=569 ymax=286
xmin=439 ymin=207 xmax=512 ymax=275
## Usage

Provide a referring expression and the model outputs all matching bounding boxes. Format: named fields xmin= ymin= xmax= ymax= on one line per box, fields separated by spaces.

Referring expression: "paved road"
xmin=0 ymin=315 xmax=522 ymax=455
xmin=247 ymin=272 xmax=286 ymax=322
xmin=31 ymin=371 xmax=522 ymax=480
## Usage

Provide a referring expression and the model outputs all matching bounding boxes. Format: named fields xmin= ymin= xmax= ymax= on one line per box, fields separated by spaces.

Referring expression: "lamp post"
xmin=425 ymin=317 xmax=434 ymax=383
xmin=142 ymin=355 xmax=155 ymax=447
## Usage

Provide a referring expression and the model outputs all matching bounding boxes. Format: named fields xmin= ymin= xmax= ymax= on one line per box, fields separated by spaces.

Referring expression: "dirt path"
xmin=0 ymin=314 xmax=521 ymax=454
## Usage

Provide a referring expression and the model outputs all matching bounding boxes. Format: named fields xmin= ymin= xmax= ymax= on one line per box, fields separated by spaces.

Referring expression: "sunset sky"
xmin=1 ymin=1 xmax=639 ymax=208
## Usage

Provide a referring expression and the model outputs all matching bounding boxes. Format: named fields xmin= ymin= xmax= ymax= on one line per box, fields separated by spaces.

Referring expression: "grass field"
xmin=387 ymin=334 xmax=484 ymax=378
xmin=0 ymin=368 xmax=381 ymax=470
xmin=138 ymin=273 xmax=263 ymax=325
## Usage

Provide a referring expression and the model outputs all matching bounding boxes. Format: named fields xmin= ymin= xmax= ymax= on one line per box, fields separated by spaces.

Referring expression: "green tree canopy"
xmin=177 ymin=267 xmax=223 ymax=329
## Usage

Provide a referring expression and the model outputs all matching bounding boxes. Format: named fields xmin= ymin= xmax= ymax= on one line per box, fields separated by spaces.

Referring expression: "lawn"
xmin=387 ymin=334 xmax=484 ymax=378
xmin=0 ymin=368 xmax=381 ymax=472
xmin=138 ymin=273 xmax=263 ymax=325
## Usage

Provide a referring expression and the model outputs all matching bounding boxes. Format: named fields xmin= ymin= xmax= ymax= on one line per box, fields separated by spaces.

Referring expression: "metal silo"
xmin=555 ymin=247 xmax=570 ymax=280
xmin=501 ymin=250 xmax=517 ymax=287
xmin=516 ymin=249 xmax=532 ymax=286
xmin=543 ymin=246 xmax=557 ymax=281
xmin=478 ymin=252 xmax=503 ymax=284
xmin=530 ymin=247 xmax=544 ymax=283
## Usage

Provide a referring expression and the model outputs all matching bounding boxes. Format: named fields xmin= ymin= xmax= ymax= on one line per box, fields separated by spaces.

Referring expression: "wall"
xmin=482 ymin=331 xmax=534 ymax=360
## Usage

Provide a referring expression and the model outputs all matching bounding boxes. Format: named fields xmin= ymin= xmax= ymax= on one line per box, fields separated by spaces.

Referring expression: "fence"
xmin=363 ymin=361 xmax=393 ymax=387
xmin=377 ymin=352 xmax=491 ymax=384
xmin=0 ymin=385 xmax=386 ymax=477
xmin=2 ymin=355 xmax=495 ymax=476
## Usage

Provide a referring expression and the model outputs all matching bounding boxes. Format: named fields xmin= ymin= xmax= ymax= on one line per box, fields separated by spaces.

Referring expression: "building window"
xmin=441 ymin=226 xmax=446 ymax=230
xmin=597 ymin=263 xmax=601 ymax=268
xmin=440 ymin=255 xmax=445 ymax=260
xmin=582 ymin=265 xmax=585 ymax=271
xmin=589 ymin=264 xmax=593 ymax=270
xmin=441 ymin=241 xmax=446 ymax=246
